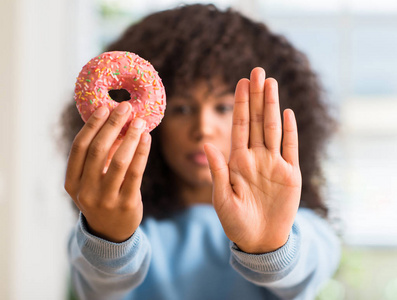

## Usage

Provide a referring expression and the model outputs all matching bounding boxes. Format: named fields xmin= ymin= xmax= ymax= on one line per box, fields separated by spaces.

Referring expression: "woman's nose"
xmin=191 ymin=108 xmax=215 ymax=141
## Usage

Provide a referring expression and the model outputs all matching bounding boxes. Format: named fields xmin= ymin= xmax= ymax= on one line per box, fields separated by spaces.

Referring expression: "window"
xmin=93 ymin=0 xmax=397 ymax=247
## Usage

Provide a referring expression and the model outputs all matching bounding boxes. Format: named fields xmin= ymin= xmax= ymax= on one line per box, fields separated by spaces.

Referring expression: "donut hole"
xmin=108 ymin=89 xmax=131 ymax=103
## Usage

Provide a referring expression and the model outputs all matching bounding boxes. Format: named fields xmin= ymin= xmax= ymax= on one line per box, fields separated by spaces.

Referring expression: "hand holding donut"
xmin=65 ymin=103 xmax=151 ymax=243
xmin=65 ymin=51 xmax=165 ymax=243
xmin=204 ymin=67 xmax=302 ymax=254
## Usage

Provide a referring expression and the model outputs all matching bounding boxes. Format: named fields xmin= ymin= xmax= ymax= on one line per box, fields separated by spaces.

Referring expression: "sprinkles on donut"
xmin=74 ymin=51 xmax=166 ymax=136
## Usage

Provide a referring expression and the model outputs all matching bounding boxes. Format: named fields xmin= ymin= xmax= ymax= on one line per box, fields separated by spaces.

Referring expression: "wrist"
xmin=82 ymin=214 xmax=136 ymax=243
xmin=235 ymin=235 xmax=289 ymax=254
xmin=86 ymin=223 xmax=134 ymax=243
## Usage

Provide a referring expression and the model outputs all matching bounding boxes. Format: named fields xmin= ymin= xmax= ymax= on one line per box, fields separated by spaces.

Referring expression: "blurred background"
xmin=1 ymin=0 xmax=396 ymax=299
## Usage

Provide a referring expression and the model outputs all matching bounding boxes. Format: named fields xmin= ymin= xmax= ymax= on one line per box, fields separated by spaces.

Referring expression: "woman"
xmin=62 ymin=4 xmax=340 ymax=299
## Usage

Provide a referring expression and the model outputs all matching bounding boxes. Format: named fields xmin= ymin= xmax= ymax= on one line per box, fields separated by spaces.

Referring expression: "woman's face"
xmin=159 ymin=79 xmax=234 ymax=188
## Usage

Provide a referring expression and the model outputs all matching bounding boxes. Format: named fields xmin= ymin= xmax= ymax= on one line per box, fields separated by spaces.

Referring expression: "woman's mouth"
xmin=187 ymin=152 xmax=209 ymax=166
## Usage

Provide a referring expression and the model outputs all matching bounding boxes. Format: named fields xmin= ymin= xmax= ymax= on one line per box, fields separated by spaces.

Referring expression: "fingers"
xmin=81 ymin=102 xmax=132 ymax=183
xmin=65 ymin=106 xmax=110 ymax=195
xmin=232 ymin=68 xmax=283 ymax=154
xmin=203 ymin=143 xmax=232 ymax=206
xmin=120 ymin=131 xmax=151 ymax=198
xmin=231 ymin=78 xmax=250 ymax=151
xmin=104 ymin=118 xmax=147 ymax=193
xmin=263 ymin=78 xmax=282 ymax=153
xmin=282 ymin=109 xmax=299 ymax=165
xmin=249 ymin=67 xmax=266 ymax=148
xmin=104 ymin=138 xmax=124 ymax=173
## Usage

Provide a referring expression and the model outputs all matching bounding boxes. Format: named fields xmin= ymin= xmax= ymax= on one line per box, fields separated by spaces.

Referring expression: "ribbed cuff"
xmin=230 ymin=223 xmax=301 ymax=275
xmin=77 ymin=212 xmax=144 ymax=260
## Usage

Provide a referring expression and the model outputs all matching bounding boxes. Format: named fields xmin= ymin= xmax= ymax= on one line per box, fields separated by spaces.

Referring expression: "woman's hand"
xmin=65 ymin=102 xmax=151 ymax=243
xmin=204 ymin=67 xmax=302 ymax=254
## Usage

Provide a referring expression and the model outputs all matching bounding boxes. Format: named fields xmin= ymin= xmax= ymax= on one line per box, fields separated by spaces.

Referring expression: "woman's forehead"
xmin=171 ymin=77 xmax=234 ymax=99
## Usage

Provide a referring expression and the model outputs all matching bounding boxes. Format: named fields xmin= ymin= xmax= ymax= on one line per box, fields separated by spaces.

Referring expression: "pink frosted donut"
xmin=74 ymin=51 xmax=166 ymax=136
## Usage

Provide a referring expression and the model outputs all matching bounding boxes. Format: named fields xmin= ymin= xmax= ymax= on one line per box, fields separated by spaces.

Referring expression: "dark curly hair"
xmin=61 ymin=4 xmax=336 ymax=219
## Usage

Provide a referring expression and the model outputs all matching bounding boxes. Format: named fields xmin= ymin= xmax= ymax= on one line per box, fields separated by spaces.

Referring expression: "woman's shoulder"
xmin=296 ymin=207 xmax=340 ymax=249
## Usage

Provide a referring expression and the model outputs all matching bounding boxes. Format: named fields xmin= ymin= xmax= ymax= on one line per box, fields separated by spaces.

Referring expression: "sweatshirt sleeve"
xmin=68 ymin=213 xmax=151 ymax=300
xmin=229 ymin=208 xmax=341 ymax=300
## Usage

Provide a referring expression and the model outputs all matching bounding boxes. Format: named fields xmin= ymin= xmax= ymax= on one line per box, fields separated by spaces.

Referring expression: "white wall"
xmin=0 ymin=0 xmax=97 ymax=299
xmin=0 ymin=1 xmax=19 ymax=299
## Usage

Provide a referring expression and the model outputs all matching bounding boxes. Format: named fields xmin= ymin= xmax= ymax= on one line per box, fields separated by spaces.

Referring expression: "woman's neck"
xmin=179 ymin=182 xmax=213 ymax=206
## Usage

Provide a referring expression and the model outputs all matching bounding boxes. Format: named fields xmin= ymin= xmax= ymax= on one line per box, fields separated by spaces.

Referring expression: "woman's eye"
xmin=170 ymin=104 xmax=193 ymax=115
xmin=215 ymin=104 xmax=234 ymax=114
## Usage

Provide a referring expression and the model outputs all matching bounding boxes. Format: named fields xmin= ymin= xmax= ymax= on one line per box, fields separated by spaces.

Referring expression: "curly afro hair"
xmin=61 ymin=4 xmax=336 ymax=219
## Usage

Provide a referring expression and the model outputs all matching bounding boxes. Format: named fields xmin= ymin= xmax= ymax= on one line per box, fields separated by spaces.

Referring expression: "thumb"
xmin=203 ymin=143 xmax=232 ymax=204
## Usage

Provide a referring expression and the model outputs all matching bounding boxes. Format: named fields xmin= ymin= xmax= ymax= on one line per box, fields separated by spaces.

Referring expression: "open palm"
xmin=204 ymin=67 xmax=302 ymax=254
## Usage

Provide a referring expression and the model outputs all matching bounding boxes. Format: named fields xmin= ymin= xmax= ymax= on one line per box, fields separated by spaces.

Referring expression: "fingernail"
xmin=94 ymin=106 xmax=107 ymax=117
xmin=133 ymin=118 xmax=145 ymax=129
xmin=115 ymin=103 xmax=129 ymax=115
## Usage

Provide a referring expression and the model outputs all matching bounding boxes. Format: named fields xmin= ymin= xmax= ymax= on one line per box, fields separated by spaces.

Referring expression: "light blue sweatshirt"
xmin=68 ymin=205 xmax=340 ymax=300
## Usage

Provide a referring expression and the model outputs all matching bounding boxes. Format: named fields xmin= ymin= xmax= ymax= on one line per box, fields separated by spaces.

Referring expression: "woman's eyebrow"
xmin=172 ymin=93 xmax=195 ymax=102
xmin=173 ymin=88 xmax=233 ymax=102
xmin=214 ymin=89 xmax=234 ymax=100
xmin=216 ymin=89 xmax=233 ymax=96
xmin=202 ymin=86 xmax=233 ymax=99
